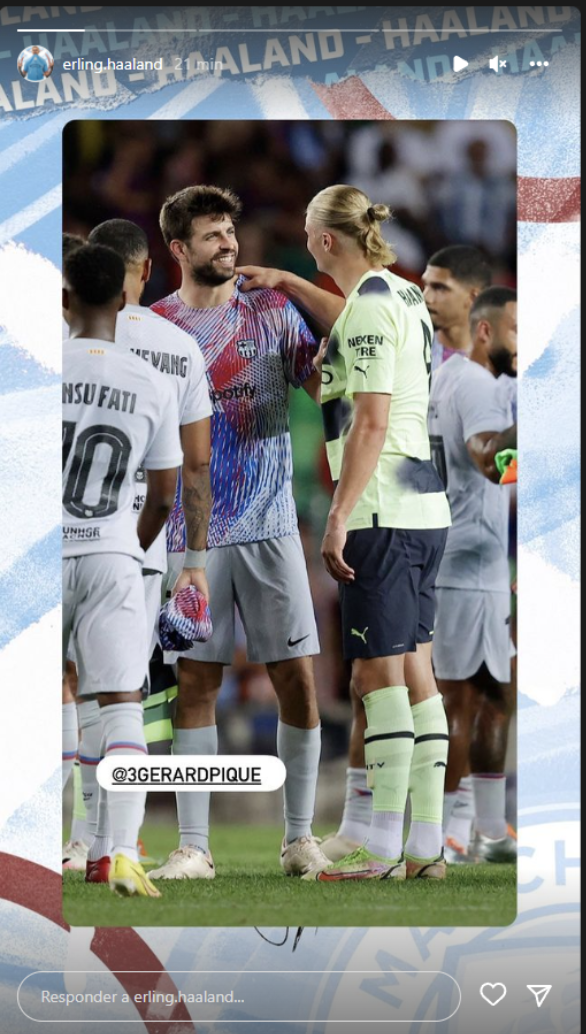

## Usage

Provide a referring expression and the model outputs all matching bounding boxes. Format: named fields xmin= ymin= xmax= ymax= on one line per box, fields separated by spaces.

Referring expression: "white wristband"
xmin=184 ymin=548 xmax=207 ymax=569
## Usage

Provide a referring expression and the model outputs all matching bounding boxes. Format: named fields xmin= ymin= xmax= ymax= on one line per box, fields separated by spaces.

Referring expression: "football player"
xmin=63 ymin=243 xmax=182 ymax=896
xmin=429 ymin=287 xmax=518 ymax=864
xmin=149 ymin=185 xmax=330 ymax=880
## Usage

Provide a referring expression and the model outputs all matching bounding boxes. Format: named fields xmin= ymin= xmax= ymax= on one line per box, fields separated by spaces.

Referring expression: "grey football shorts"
xmin=62 ymin=554 xmax=148 ymax=696
xmin=165 ymin=535 xmax=319 ymax=665
xmin=433 ymin=586 xmax=515 ymax=683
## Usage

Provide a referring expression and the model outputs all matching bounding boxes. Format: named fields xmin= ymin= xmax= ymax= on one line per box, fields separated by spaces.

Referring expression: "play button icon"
xmin=453 ymin=55 xmax=469 ymax=71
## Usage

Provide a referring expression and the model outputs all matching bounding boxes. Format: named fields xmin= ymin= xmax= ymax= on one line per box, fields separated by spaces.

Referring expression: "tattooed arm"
xmin=172 ymin=416 xmax=212 ymax=599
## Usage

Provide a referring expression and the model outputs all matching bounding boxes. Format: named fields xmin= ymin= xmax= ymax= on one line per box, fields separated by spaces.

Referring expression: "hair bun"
xmin=370 ymin=203 xmax=390 ymax=223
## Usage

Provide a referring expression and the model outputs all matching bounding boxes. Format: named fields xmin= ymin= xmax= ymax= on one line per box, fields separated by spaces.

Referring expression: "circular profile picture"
xmin=17 ymin=45 xmax=54 ymax=82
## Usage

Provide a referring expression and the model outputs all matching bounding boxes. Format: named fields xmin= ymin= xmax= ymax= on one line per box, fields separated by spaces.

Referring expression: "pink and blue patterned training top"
xmin=151 ymin=277 xmax=317 ymax=550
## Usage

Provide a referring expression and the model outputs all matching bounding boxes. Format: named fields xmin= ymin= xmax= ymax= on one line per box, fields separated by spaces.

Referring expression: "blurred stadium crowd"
xmin=63 ymin=118 xmax=516 ymax=788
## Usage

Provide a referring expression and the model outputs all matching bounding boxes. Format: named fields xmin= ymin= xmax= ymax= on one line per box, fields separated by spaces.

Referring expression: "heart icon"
xmin=480 ymin=983 xmax=507 ymax=1006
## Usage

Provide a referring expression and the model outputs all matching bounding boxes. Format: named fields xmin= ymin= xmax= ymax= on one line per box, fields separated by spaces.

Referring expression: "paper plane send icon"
xmin=527 ymin=986 xmax=552 ymax=1008
xmin=453 ymin=55 xmax=468 ymax=71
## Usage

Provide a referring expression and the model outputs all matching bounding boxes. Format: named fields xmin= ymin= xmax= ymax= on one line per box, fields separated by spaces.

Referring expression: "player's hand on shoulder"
xmin=172 ymin=567 xmax=210 ymax=602
xmin=236 ymin=265 xmax=283 ymax=292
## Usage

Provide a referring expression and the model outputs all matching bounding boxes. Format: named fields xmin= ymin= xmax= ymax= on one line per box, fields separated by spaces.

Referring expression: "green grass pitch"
xmin=62 ymin=823 xmax=516 ymax=929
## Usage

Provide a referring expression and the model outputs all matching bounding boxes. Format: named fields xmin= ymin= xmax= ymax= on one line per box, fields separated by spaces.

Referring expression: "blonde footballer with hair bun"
xmin=306 ymin=185 xmax=396 ymax=268
xmin=238 ymin=189 xmax=451 ymax=881
xmin=301 ymin=180 xmax=452 ymax=884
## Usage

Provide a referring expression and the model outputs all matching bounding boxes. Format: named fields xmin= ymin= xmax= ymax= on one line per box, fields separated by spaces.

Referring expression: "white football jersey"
xmin=64 ymin=306 xmax=211 ymax=420
xmin=428 ymin=353 xmax=513 ymax=592
xmin=497 ymin=372 xmax=518 ymax=422
xmin=63 ymin=305 xmax=211 ymax=572
xmin=62 ymin=339 xmax=182 ymax=561
xmin=115 ymin=304 xmax=211 ymax=427
xmin=115 ymin=305 xmax=211 ymax=572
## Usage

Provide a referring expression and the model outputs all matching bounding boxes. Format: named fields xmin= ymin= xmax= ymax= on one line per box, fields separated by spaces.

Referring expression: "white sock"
xmin=447 ymin=775 xmax=475 ymax=848
xmin=76 ymin=699 xmax=102 ymax=842
xmin=365 ymin=810 xmax=405 ymax=860
xmin=406 ymin=820 xmax=441 ymax=861
xmin=70 ymin=762 xmax=88 ymax=844
xmin=277 ymin=721 xmax=321 ymax=844
xmin=472 ymin=774 xmax=507 ymax=840
xmin=174 ymin=726 xmax=218 ymax=851
xmin=404 ymin=695 xmax=449 ymax=861
xmin=62 ymin=703 xmax=78 ymax=790
xmin=87 ymin=784 xmax=110 ymax=862
xmin=338 ymin=767 xmax=372 ymax=843
xmin=443 ymin=793 xmax=458 ymax=838
xmin=100 ymin=703 xmax=148 ymax=862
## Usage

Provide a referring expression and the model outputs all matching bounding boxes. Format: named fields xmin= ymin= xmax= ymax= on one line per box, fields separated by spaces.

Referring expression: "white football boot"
xmin=149 ymin=845 xmax=215 ymax=880
xmin=62 ymin=839 xmax=89 ymax=872
xmin=471 ymin=827 xmax=517 ymax=863
xmin=280 ymin=835 xmax=331 ymax=876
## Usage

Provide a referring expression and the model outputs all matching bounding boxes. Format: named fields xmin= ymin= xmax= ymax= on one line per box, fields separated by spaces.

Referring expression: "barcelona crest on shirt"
xmin=237 ymin=339 xmax=256 ymax=359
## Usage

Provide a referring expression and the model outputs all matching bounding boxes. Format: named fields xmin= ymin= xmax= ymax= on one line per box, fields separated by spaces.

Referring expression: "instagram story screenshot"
xmin=0 ymin=5 xmax=580 ymax=1033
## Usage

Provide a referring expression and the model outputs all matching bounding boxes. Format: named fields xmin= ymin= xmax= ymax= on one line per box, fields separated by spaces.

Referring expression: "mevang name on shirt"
xmin=131 ymin=348 xmax=188 ymax=377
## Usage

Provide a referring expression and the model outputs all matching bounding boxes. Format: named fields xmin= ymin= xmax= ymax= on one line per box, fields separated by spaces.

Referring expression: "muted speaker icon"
xmin=489 ymin=55 xmax=500 ymax=73
xmin=453 ymin=55 xmax=469 ymax=71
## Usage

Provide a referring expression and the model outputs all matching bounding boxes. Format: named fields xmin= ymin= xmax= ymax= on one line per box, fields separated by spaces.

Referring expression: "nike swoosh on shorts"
xmin=288 ymin=634 xmax=309 ymax=647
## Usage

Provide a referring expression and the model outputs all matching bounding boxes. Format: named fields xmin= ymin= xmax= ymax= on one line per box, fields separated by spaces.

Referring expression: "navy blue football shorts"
xmin=339 ymin=526 xmax=448 ymax=660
